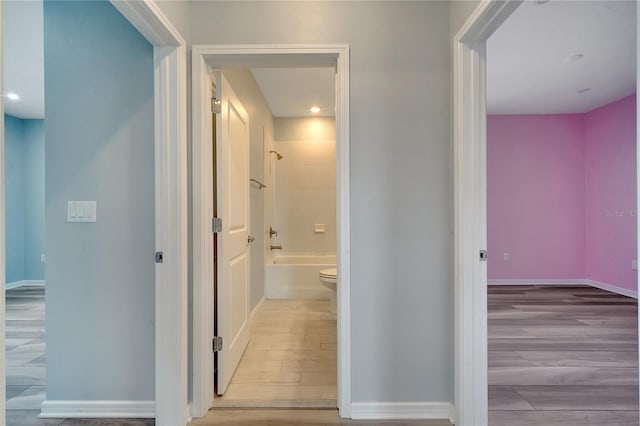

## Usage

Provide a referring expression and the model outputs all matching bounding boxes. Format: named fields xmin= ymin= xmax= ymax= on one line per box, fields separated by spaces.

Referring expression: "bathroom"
xmin=214 ymin=67 xmax=338 ymax=407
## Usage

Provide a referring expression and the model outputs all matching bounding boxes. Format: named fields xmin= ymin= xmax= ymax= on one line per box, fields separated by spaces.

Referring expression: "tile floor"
xmin=216 ymin=299 xmax=337 ymax=408
xmin=488 ymin=285 xmax=639 ymax=426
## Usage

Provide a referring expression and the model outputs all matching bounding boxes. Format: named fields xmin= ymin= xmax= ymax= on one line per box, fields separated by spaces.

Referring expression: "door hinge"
xmin=155 ymin=251 xmax=164 ymax=263
xmin=212 ymin=217 xmax=222 ymax=233
xmin=479 ymin=250 xmax=488 ymax=261
xmin=213 ymin=336 xmax=223 ymax=352
xmin=211 ymin=97 xmax=221 ymax=114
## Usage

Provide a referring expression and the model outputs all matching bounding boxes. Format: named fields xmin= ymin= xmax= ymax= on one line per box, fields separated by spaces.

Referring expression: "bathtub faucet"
xmin=270 ymin=245 xmax=283 ymax=251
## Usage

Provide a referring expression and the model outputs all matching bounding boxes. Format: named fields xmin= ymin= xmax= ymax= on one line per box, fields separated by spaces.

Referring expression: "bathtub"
xmin=265 ymin=254 xmax=336 ymax=299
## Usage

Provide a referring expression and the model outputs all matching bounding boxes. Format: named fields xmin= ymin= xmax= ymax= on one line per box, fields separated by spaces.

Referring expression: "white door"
xmin=215 ymin=71 xmax=251 ymax=395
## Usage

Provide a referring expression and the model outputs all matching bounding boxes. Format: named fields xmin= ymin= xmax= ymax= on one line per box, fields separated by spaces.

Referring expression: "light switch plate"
xmin=67 ymin=201 xmax=97 ymax=223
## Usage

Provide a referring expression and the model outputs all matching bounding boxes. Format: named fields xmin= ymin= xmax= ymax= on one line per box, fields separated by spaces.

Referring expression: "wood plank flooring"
xmin=189 ymin=408 xmax=451 ymax=425
xmin=488 ymin=285 xmax=639 ymax=426
xmin=6 ymin=285 xmax=46 ymax=415
xmin=5 ymin=286 xmax=154 ymax=426
xmin=7 ymin=285 xmax=638 ymax=425
xmin=216 ymin=299 xmax=337 ymax=408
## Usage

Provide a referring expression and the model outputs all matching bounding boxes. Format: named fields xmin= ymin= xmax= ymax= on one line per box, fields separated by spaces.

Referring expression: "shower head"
xmin=270 ymin=150 xmax=284 ymax=160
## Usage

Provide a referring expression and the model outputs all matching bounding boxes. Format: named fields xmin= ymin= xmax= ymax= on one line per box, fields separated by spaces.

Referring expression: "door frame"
xmin=454 ymin=0 xmax=640 ymax=424
xmin=190 ymin=44 xmax=351 ymax=418
xmin=111 ymin=3 xmax=188 ymax=425
xmin=452 ymin=1 xmax=523 ymax=425
xmin=0 ymin=2 xmax=188 ymax=425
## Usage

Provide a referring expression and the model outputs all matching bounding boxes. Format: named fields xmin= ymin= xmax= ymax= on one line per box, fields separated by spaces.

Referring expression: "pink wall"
xmin=488 ymin=115 xmax=586 ymax=279
xmin=585 ymin=95 xmax=637 ymax=292
xmin=488 ymin=95 xmax=637 ymax=293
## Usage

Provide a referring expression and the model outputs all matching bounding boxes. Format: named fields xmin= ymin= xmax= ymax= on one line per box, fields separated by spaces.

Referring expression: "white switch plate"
xmin=503 ymin=252 xmax=510 ymax=261
xmin=40 ymin=254 xmax=46 ymax=263
xmin=67 ymin=201 xmax=97 ymax=223
xmin=633 ymin=260 xmax=638 ymax=270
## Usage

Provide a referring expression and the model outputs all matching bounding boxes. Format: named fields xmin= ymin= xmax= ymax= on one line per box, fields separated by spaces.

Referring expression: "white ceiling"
xmin=3 ymin=0 xmax=45 ymax=119
xmin=6 ymin=1 xmax=633 ymax=118
xmin=251 ymin=68 xmax=335 ymax=117
xmin=487 ymin=0 xmax=636 ymax=114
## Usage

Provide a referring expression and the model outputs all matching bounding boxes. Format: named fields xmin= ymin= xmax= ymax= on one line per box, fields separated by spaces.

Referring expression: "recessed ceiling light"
xmin=535 ymin=0 xmax=549 ymax=4
xmin=564 ymin=54 xmax=584 ymax=63
xmin=578 ymin=88 xmax=591 ymax=94
xmin=6 ymin=93 xmax=20 ymax=101
xmin=310 ymin=106 xmax=320 ymax=113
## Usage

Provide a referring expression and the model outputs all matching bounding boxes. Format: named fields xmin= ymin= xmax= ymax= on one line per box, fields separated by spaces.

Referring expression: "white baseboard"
xmin=6 ymin=280 xmax=45 ymax=290
xmin=266 ymin=287 xmax=330 ymax=300
xmin=586 ymin=279 xmax=638 ymax=299
xmin=250 ymin=297 xmax=265 ymax=323
xmin=40 ymin=400 xmax=155 ymax=418
xmin=488 ymin=278 xmax=637 ymax=299
xmin=487 ymin=279 xmax=587 ymax=286
xmin=350 ymin=402 xmax=454 ymax=423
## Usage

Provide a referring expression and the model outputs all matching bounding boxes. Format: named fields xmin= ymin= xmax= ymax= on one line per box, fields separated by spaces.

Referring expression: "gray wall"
xmin=223 ymin=69 xmax=275 ymax=311
xmin=44 ymin=0 xmax=155 ymax=400
xmin=450 ymin=0 xmax=482 ymax=38
xmin=190 ymin=1 xmax=453 ymax=403
xmin=155 ymin=0 xmax=190 ymax=43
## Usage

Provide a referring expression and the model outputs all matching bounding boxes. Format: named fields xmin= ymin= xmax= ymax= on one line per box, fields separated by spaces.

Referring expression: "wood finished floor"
xmin=5 ymin=286 xmax=154 ymax=426
xmin=7 ymin=285 xmax=639 ymax=425
xmin=189 ymin=408 xmax=451 ymax=425
xmin=488 ymin=285 xmax=639 ymax=426
xmin=6 ymin=285 xmax=46 ymax=415
xmin=216 ymin=299 xmax=337 ymax=408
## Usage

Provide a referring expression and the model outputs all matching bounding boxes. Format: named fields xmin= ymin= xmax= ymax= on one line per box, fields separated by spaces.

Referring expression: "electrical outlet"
xmin=40 ymin=254 xmax=46 ymax=263
xmin=633 ymin=260 xmax=638 ymax=270
xmin=503 ymin=252 xmax=510 ymax=261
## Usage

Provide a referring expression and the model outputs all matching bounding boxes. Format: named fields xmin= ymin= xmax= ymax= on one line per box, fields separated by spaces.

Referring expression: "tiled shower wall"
xmin=271 ymin=117 xmax=336 ymax=255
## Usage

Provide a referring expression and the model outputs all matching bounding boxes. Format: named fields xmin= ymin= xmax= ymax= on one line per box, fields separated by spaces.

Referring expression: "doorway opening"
xmin=453 ymin=1 xmax=640 ymax=425
xmin=212 ymin=67 xmax=338 ymax=407
xmin=485 ymin=2 xmax=638 ymax=424
xmin=190 ymin=45 xmax=351 ymax=419
xmin=3 ymin=0 xmax=46 ymax=420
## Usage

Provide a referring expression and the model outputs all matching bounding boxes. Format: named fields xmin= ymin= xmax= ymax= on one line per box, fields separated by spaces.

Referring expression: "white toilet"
xmin=319 ymin=268 xmax=337 ymax=315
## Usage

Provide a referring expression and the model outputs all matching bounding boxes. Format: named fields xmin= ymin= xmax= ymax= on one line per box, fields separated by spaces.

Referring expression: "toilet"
xmin=319 ymin=268 xmax=337 ymax=315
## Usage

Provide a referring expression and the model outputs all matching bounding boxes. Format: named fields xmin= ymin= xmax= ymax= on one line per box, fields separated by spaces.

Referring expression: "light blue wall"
xmin=44 ymin=0 xmax=155 ymax=401
xmin=23 ymin=120 xmax=46 ymax=280
xmin=4 ymin=115 xmax=45 ymax=284
xmin=5 ymin=114 xmax=25 ymax=284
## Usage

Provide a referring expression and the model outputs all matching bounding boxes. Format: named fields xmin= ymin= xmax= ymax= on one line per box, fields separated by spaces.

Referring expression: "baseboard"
xmin=6 ymin=280 xmax=45 ymax=290
xmin=488 ymin=279 xmax=588 ymax=286
xmin=39 ymin=400 xmax=155 ymax=418
xmin=250 ymin=297 xmax=265 ymax=322
xmin=488 ymin=278 xmax=637 ymax=299
xmin=586 ymin=279 xmax=638 ymax=299
xmin=350 ymin=402 xmax=454 ymax=423
xmin=265 ymin=287 xmax=330 ymax=300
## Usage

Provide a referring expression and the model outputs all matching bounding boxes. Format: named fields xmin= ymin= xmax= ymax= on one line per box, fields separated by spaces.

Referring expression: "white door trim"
xmin=111 ymin=3 xmax=188 ymax=425
xmin=452 ymin=1 xmax=522 ymax=425
xmin=190 ymin=44 xmax=351 ymax=419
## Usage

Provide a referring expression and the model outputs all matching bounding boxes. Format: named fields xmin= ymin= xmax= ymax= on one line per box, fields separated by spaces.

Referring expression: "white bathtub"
xmin=265 ymin=255 xmax=336 ymax=299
